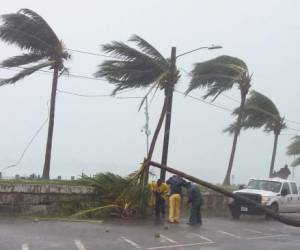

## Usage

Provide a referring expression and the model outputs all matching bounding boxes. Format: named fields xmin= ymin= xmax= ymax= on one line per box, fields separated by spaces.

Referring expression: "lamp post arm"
xmin=176 ymin=45 xmax=222 ymax=58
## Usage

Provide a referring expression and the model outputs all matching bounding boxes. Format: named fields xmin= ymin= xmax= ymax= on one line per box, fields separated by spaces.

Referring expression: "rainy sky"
xmin=0 ymin=0 xmax=299 ymax=184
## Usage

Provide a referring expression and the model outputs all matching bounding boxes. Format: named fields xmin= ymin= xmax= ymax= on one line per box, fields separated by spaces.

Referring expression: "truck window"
xmin=247 ymin=180 xmax=281 ymax=193
xmin=282 ymin=183 xmax=291 ymax=194
xmin=291 ymin=183 xmax=298 ymax=194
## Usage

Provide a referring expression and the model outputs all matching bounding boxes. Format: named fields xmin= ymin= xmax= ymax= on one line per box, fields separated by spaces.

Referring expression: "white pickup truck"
xmin=228 ymin=178 xmax=300 ymax=219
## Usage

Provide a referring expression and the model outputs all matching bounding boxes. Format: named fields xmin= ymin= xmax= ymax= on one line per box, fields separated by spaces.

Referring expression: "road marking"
xmin=74 ymin=240 xmax=86 ymax=250
xmin=244 ymin=229 xmax=270 ymax=235
xmin=121 ymin=236 xmax=141 ymax=249
xmin=246 ymin=234 xmax=287 ymax=240
xmin=147 ymin=242 xmax=214 ymax=249
xmin=218 ymin=230 xmax=241 ymax=239
xmin=159 ymin=234 xmax=177 ymax=244
xmin=188 ymin=233 xmax=213 ymax=242
xmin=22 ymin=244 xmax=29 ymax=250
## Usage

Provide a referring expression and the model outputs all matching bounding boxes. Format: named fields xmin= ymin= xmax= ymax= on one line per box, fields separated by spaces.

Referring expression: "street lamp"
xmin=160 ymin=44 xmax=222 ymax=180
xmin=176 ymin=45 xmax=223 ymax=58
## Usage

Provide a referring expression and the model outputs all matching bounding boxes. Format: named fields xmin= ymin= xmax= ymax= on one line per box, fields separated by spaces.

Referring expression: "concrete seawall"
xmin=0 ymin=183 xmax=96 ymax=216
xmin=0 ymin=183 xmax=230 ymax=216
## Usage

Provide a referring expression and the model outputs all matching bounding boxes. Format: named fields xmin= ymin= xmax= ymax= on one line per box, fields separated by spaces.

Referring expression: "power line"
xmin=1 ymin=66 xmax=300 ymax=127
xmin=175 ymin=90 xmax=233 ymax=112
xmin=285 ymin=119 xmax=300 ymax=126
xmin=57 ymin=88 xmax=138 ymax=98
xmin=221 ymin=93 xmax=240 ymax=103
xmin=57 ymin=89 xmax=112 ymax=98
xmin=0 ymin=65 xmax=106 ymax=82
xmin=286 ymin=126 xmax=300 ymax=133
xmin=1 ymin=101 xmax=50 ymax=172
xmin=66 ymin=48 xmax=114 ymax=59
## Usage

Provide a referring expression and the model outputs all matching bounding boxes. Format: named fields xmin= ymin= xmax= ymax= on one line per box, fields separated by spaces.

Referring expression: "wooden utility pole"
xmin=160 ymin=47 xmax=176 ymax=181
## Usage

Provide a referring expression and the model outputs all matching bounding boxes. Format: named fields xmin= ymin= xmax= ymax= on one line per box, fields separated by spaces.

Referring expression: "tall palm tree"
xmin=225 ymin=90 xmax=286 ymax=178
xmin=186 ymin=55 xmax=251 ymax=185
xmin=0 ymin=9 xmax=70 ymax=179
xmin=94 ymin=35 xmax=180 ymax=182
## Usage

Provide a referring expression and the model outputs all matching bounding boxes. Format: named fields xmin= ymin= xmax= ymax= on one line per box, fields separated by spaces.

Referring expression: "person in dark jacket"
xmin=166 ymin=175 xmax=186 ymax=223
xmin=186 ymin=182 xmax=204 ymax=225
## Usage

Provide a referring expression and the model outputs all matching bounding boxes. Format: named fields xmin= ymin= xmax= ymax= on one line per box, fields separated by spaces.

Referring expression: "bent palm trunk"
xmin=42 ymin=66 xmax=59 ymax=179
xmin=142 ymin=98 xmax=167 ymax=184
xmin=269 ymin=132 xmax=279 ymax=177
xmin=223 ymin=95 xmax=246 ymax=185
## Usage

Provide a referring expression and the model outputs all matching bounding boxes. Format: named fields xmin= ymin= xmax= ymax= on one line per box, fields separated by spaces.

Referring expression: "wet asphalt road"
xmin=1 ymin=216 xmax=300 ymax=250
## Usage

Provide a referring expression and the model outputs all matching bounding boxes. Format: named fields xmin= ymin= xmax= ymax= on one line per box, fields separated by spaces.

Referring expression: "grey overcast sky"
xmin=0 ymin=0 xmax=299 ymax=184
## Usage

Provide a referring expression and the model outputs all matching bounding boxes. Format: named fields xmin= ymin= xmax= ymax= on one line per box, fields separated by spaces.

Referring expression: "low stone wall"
xmin=202 ymin=192 xmax=229 ymax=210
xmin=0 ymin=183 xmax=230 ymax=216
xmin=0 ymin=183 xmax=96 ymax=216
xmin=201 ymin=192 xmax=230 ymax=216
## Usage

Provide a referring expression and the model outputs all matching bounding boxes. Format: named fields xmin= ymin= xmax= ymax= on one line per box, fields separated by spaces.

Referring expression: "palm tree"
xmin=186 ymin=55 xmax=251 ymax=185
xmin=287 ymin=136 xmax=300 ymax=178
xmin=225 ymin=90 xmax=286 ymax=178
xmin=94 ymin=35 xmax=180 ymax=182
xmin=0 ymin=9 xmax=70 ymax=179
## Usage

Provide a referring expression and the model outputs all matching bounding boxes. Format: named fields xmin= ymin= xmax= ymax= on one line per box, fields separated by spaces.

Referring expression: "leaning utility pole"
xmin=160 ymin=47 xmax=176 ymax=181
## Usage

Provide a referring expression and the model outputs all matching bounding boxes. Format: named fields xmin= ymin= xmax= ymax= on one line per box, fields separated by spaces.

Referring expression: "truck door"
xmin=290 ymin=182 xmax=300 ymax=212
xmin=279 ymin=183 xmax=293 ymax=212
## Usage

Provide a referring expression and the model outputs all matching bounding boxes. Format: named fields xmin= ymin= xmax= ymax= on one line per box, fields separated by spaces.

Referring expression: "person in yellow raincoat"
xmin=166 ymin=175 xmax=186 ymax=223
xmin=150 ymin=179 xmax=169 ymax=219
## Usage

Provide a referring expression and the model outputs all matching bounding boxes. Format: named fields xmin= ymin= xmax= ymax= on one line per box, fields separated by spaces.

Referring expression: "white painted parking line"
xmin=159 ymin=234 xmax=177 ymax=244
xmin=22 ymin=243 xmax=29 ymax=250
xmin=120 ymin=236 xmax=141 ymax=249
xmin=244 ymin=229 xmax=270 ymax=235
xmin=147 ymin=242 xmax=214 ymax=249
xmin=74 ymin=240 xmax=86 ymax=250
xmin=187 ymin=232 xmax=214 ymax=243
xmin=246 ymin=234 xmax=287 ymax=240
xmin=218 ymin=230 xmax=242 ymax=239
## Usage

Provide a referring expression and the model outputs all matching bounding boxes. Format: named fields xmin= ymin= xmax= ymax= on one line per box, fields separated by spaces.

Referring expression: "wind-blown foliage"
xmin=95 ymin=34 xmax=178 ymax=95
xmin=187 ymin=55 xmax=251 ymax=185
xmin=287 ymin=136 xmax=300 ymax=167
xmin=224 ymin=90 xmax=286 ymax=177
xmin=0 ymin=9 xmax=70 ymax=84
xmin=0 ymin=9 xmax=70 ymax=179
xmin=72 ymin=172 xmax=150 ymax=219
xmin=225 ymin=90 xmax=286 ymax=134
xmin=95 ymin=35 xmax=181 ymax=182
xmin=186 ymin=55 xmax=249 ymax=99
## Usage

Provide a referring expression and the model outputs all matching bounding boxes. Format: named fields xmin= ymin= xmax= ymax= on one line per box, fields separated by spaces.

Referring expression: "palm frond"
xmin=0 ymin=61 xmax=53 ymax=85
xmin=137 ymin=82 xmax=159 ymax=111
xmin=1 ymin=53 xmax=46 ymax=67
xmin=287 ymin=136 xmax=300 ymax=155
xmin=223 ymin=123 xmax=238 ymax=135
xmin=95 ymin=36 xmax=173 ymax=94
xmin=18 ymin=9 xmax=59 ymax=46
xmin=128 ymin=35 xmax=168 ymax=67
xmin=0 ymin=9 xmax=59 ymax=52
xmin=291 ymin=156 xmax=300 ymax=167
xmin=232 ymin=90 xmax=285 ymax=133
xmin=95 ymin=59 xmax=167 ymax=94
xmin=187 ymin=55 xmax=249 ymax=100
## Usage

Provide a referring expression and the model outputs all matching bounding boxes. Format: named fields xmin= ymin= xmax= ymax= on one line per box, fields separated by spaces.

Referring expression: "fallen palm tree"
xmin=149 ymin=160 xmax=300 ymax=227
xmin=70 ymin=172 xmax=149 ymax=219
